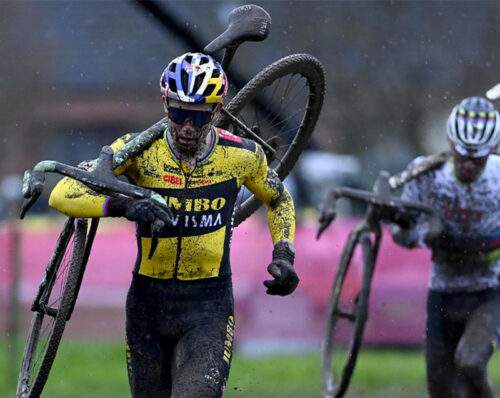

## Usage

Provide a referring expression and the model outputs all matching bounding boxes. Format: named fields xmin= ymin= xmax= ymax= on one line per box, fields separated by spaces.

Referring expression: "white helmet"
xmin=447 ymin=97 xmax=500 ymax=157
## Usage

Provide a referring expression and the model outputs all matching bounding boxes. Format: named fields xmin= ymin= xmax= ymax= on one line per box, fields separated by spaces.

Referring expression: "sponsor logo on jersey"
xmin=223 ymin=315 xmax=235 ymax=364
xmin=196 ymin=179 xmax=213 ymax=185
xmin=218 ymin=130 xmax=242 ymax=143
xmin=170 ymin=213 xmax=223 ymax=228
xmin=146 ymin=179 xmax=238 ymax=237
xmin=165 ymin=196 xmax=226 ymax=212
xmin=163 ymin=174 xmax=183 ymax=185
xmin=444 ymin=207 xmax=482 ymax=225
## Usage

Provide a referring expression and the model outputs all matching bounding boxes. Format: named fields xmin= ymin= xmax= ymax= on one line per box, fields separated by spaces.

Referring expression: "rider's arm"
xmin=243 ymin=144 xmax=295 ymax=244
xmin=390 ymin=165 xmax=428 ymax=248
xmin=48 ymin=134 xmax=137 ymax=218
xmin=243 ymin=144 xmax=298 ymax=296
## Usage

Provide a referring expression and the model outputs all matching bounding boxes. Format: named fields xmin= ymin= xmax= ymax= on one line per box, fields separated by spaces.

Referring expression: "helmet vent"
xmin=193 ymin=73 xmax=206 ymax=93
xmin=203 ymin=84 xmax=216 ymax=97
xmin=200 ymin=56 xmax=209 ymax=65
xmin=212 ymin=69 xmax=220 ymax=78
xmin=169 ymin=63 xmax=176 ymax=73
xmin=216 ymin=84 xmax=225 ymax=96
xmin=168 ymin=78 xmax=177 ymax=93
xmin=181 ymin=69 xmax=189 ymax=92
xmin=185 ymin=54 xmax=193 ymax=63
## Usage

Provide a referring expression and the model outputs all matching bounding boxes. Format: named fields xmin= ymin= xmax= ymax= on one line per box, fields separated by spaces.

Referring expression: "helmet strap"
xmin=213 ymin=102 xmax=223 ymax=118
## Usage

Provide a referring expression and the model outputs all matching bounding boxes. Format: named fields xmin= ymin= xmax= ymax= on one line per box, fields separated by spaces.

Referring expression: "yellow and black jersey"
xmin=49 ymin=126 xmax=295 ymax=280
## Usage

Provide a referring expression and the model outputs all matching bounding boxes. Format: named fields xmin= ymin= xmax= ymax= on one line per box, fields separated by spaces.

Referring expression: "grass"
xmin=2 ymin=339 xmax=499 ymax=398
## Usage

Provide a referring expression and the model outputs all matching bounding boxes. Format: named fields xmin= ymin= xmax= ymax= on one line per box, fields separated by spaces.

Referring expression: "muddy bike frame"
xmin=317 ymin=170 xmax=442 ymax=398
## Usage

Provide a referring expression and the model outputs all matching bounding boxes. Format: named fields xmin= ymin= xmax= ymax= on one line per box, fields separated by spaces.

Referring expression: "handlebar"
xmin=317 ymin=171 xmax=442 ymax=240
xmin=22 ymin=146 xmax=166 ymax=212
xmin=21 ymin=119 xmax=169 ymax=259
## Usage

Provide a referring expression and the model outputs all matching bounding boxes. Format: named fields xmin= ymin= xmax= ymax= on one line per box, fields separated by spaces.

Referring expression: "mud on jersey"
xmin=398 ymin=154 xmax=500 ymax=292
xmin=49 ymin=126 xmax=295 ymax=280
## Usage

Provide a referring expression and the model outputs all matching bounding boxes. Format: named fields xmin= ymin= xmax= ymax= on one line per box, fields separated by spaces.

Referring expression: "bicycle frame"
xmin=321 ymin=227 xmax=378 ymax=398
xmin=318 ymin=171 xmax=441 ymax=398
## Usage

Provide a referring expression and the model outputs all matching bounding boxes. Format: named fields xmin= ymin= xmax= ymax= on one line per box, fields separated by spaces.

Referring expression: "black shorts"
xmin=426 ymin=287 xmax=500 ymax=355
xmin=425 ymin=287 xmax=500 ymax=396
xmin=125 ymin=274 xmax=235 ymax=398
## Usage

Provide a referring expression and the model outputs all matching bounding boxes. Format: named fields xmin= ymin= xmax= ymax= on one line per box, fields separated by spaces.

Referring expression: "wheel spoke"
xmin=17 ymin=219 xmax=89 ymax=397
xmin=334 ymin=307 xmax=356 ymax=322
xmin=217 ymin=55 xmax=324 ymax=226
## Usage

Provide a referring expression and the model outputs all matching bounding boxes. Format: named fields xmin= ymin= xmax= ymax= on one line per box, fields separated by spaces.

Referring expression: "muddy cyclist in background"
xmin=391 ymin=96 xmax=500 ymax=398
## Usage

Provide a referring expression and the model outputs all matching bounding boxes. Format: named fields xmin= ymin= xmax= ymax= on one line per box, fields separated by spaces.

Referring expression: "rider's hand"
xmin=264 ymin=241 xmax=299 ymax=296
xmin=422 ymin=215 xmax=442 ymax=248
xmin=317 ymin=189 xmax=342 ymax=239
xmin=106 ymin=196 xmax=173 ymax=228
xmin=384 ymin=209 xmax=413 ymax=229
xmin=391 ymin=214 xmax=441 ymax=249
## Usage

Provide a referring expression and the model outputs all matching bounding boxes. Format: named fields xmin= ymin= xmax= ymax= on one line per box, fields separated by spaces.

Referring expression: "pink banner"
xmin=0 ymin=216 xmax=432 ymax=346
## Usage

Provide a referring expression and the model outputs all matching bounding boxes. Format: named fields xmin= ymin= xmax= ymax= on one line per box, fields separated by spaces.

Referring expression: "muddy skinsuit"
xmin=49 ymin=126 xmax=295 ymax=397
xmin=392 ymin=155 xmax=500 ymax=398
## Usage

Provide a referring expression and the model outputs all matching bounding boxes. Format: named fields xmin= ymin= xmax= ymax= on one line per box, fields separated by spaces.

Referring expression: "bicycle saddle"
xmin=204 ymin=5 xmax=271 ymax=54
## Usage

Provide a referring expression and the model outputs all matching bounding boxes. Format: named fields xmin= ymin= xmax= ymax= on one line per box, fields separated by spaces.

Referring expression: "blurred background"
xmin=2 ymin=1 xmax=500 ymax=397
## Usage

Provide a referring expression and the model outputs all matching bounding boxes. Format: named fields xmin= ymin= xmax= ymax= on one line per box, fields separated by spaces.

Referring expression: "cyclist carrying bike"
xmin=391 ymin=96 xmax=500 ymax=398
xmin=48 ymin=52 xmax=299 ymax=398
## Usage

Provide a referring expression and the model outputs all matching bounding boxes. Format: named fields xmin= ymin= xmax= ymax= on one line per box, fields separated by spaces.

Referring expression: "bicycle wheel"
xmin=217 ymin=53 xmax=325 ymax=226
xmin=321 ymin=231 xmax=376 ymax=398
xmin=17 ymin=218 xmax=89 ymax=398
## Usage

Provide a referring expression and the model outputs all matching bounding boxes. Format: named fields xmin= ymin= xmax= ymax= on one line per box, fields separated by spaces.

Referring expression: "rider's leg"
xmin=170 ymin=312 xmax=234 ymax=398
xmin=125 ymin=330 xmax=174 ymax=398
xmin=125 ymin=274 xmax=234 ymax=398
xmin=425 ymin=290 xmax=464 ymax=398
xmin=453 ymin=374 xmax=479 ymax=398
xmin=125 ymin=275 xmax=174 ymax=398
xmin=454 ymin=290 xmax=500 ymax=398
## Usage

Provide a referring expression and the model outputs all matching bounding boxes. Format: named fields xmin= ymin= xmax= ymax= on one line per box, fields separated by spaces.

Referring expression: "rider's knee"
xmin=172 ymin=379 xmax=224 ymax=398
xmin=455 ymin=335 xmax=492 ymax=379
xmin=455 ymin=350 xmax=487 ymax=379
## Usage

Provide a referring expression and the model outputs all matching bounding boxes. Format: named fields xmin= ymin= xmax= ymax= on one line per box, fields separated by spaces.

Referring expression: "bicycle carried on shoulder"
xmin=317 ymin=167 xmax=443 ymax=398
xmin=16 ymin=5 xmax=325 ymax=398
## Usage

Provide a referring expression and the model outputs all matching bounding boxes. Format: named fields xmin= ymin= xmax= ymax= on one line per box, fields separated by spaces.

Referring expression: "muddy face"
xmin=452 ymin=150 xmax=489 ymax=183
xmin=168 ymin=119 xmax=211 ymax=157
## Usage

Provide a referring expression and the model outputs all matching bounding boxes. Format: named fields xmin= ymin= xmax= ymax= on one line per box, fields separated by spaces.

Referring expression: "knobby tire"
xmin=217 ymin=53 xmax=325 ymax=226
xmin=17 ymin=219 xmax=89 ymax=398
xmin=321 ymin=232 xmax=375 ymax=398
